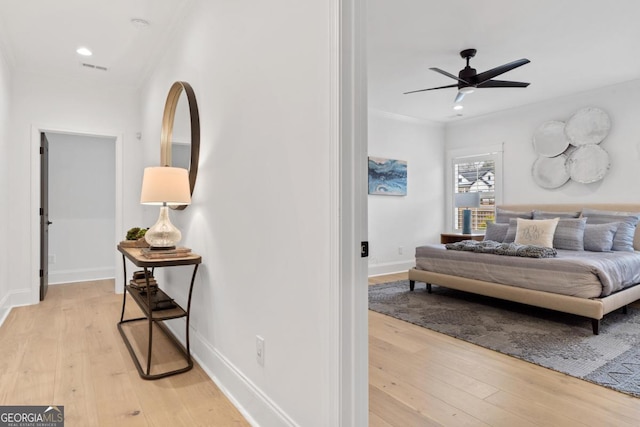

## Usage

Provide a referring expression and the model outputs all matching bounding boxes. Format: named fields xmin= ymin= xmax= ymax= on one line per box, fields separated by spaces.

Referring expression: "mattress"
xmin=415 ymin=244 xmax=640 ymax=298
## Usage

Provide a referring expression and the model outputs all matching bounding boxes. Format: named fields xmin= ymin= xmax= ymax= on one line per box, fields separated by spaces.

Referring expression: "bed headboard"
xmin=498 ymin=204 xmax=640 ymax=251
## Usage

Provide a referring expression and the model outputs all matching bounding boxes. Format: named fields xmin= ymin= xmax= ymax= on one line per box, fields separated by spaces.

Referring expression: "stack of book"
xmin=141 ymin=247 xmax=192 ymax=259
xmin=140 ymin=289 xmax=177 ymax=311
xmin=129 ymin=270 xmax=158 ymax=291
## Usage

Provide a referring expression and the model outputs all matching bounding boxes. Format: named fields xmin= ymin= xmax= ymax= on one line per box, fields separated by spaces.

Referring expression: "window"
xmin=448 ymin=146 xmax=503 ymax=232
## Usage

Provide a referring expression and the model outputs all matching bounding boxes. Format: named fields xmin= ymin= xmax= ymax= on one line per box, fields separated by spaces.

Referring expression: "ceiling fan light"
xmin=459 ymin=87 xmax=475 ymax=94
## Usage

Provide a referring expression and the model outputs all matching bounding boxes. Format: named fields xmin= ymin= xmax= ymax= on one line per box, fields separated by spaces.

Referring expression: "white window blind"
xmin=450 ymin=148 xmax=503 ymax=232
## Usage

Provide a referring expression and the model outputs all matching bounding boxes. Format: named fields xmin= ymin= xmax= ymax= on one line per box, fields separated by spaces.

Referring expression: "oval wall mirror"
xmin=160 ymin=81 xmax=200 ymax=210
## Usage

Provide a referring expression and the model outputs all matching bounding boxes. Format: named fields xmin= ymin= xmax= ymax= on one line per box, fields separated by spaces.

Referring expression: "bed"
xmin=408 ymin=204 xmax=640 ymax=334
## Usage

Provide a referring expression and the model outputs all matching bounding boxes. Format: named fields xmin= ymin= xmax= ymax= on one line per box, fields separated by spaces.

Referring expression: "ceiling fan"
xmin=404 ymin=49 xmax=530 ymax=103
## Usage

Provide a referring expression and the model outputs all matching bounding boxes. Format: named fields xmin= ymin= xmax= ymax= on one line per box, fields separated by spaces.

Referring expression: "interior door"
xmin=40 ymin=133 xmax=50 ymax=300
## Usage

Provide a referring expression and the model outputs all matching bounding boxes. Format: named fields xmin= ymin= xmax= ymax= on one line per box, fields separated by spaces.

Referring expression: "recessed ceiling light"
xmin=76 ymin=47 xmax=92 ymax=56
xmin=131 ymin=18 xmax=150 ymax=29
xmin=453 ymin=105 xmax=464 ymax=111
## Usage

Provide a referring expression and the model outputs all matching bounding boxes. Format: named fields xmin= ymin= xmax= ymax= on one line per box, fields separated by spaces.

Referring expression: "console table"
xmin=117 ymin=244 xmax=201 ymax=380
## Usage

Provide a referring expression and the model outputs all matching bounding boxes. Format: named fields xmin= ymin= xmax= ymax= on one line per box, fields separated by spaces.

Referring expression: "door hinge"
xmin=40 ymin=146 xmax=44 ymax=154
xmin=39 ymin=269 xmax=43 ymax=278
xmin=39 ymin=208 xmax=43 ymax=215
xmin=360 ymin=241 xmax=369 ymax=258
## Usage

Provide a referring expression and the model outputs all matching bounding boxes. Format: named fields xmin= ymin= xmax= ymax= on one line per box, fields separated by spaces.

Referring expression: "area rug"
xmin=369 ymin=280 xmax=640 ymax=397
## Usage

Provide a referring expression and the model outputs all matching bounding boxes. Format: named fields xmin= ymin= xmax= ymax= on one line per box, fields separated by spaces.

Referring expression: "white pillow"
xmin=514 ymin=218 xmax=559 ymax=248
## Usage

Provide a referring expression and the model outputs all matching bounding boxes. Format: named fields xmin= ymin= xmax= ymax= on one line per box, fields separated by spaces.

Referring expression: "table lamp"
xmin=140 ymin=166 xmax=191 ymax=249
xmin=454 ymin=192 xmax=480 ymax=235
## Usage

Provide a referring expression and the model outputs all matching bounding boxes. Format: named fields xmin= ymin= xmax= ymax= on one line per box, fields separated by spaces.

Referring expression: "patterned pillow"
xmin=582 ymin=208 xmax=640 ymax=252
xmin=552 ymin=218 xmax=586 ymax=250
xmin=483 ymin=222 xmax=509 ymax=242
xmin=583 ymin=222 xmax=619 ymax=252
xmin=496 ymin=208 xmax=533 ymax=224
xmin=533 ymin=210 xmax=581 ymax=219
xmin=514 ymin=218 xmax=559 ymax=248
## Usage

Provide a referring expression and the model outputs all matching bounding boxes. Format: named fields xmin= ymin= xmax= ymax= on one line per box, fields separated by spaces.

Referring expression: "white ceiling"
xmin=0 ymin=0 xmax=639 ymax=123
xmin=0 ymin=0 xmax=192 ymax=86
xmin=368 ymin=0 xmax=640 ymax=122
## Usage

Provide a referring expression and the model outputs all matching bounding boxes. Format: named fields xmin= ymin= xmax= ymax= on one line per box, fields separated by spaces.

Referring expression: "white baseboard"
xmin=165 ymin=321 xmax=298 ymax=427
xmin=49 ymin=267 xmax=115 ymax=285
xmin=368 ymin=260 xmax=414 ymax=277
xmin=0 ymin=287 xmax=36 ymax=327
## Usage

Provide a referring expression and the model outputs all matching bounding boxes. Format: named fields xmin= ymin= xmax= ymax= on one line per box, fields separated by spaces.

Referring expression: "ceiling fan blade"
xmin=474 ymin=58 xmax=530 ymax=83
xmin=477 ymin=80 xmax=530 ymax=88
xmin=429 ymin=67 xmax=472 ymax=85
xmin=403 ymin=83 xmax=458 ymax=95
xmin=454 ymin=91 xmax=465 ymax=103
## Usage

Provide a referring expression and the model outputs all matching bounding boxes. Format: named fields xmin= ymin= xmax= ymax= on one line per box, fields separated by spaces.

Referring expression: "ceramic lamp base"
xmin=462 ymin=209 xmax=472 ymax=235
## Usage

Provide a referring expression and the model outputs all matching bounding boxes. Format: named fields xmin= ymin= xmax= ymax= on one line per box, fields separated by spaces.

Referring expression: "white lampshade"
xmin=454 ymin=192 xmax=480 ymax=208
xmin=140 ymin=166 xmax=191 ymax=205
xmin=140 ymin=166 xmax=190 ymax=249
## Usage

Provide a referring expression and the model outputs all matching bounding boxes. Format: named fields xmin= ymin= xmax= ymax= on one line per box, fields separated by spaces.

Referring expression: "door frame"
xmin=332 ymin=0 xmax=369 ymax=424
xmin=30 ymin=124 xmax=124 ymax=303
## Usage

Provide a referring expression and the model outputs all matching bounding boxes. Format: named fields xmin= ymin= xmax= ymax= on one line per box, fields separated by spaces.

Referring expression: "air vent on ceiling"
xmin=81 ymin=62 xmax=108 ymax=71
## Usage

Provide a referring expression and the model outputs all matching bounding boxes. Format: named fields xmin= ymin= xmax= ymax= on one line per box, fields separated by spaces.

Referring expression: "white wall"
xmin=368 ymin=109 xmax=445 ymax=275
xmin=47 ymin=133 xmax=116 ymax=284
xmin=8 ymin=70 xmax=142 ymax=304
xmin=139 ymin=1 xmax=346 ymax=425
xmin=0 ymin=46 xmax=11 ymax=321
xmin=445 ymin=79 xmax=640 ymax=204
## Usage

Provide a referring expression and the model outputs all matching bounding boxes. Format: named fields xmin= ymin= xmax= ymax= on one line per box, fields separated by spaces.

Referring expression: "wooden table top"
xmin=117 ymin=244 xmax=202 ymax=268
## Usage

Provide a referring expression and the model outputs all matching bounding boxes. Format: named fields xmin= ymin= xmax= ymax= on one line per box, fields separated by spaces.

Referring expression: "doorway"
xmin=41 ymin=132 xmax=116 ymax=295
xmin=34 ymin=127 xmax=124 ymax=301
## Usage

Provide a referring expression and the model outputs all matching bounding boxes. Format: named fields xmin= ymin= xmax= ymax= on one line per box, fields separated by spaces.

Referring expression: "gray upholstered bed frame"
xmin=408 ymin=204 xmax=640 ymax=334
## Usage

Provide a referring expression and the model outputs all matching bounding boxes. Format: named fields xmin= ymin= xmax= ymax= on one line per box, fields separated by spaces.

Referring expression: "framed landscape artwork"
xmin=368 ymin=156 xmax=407 ymax=196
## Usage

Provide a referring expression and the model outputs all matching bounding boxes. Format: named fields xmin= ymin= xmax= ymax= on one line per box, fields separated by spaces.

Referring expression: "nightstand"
xmin=440 ymin=233 xmax=485 ymax=244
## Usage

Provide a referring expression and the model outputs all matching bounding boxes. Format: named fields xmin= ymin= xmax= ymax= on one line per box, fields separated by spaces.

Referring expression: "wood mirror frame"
xmin=160 ymin=81 xmax=200 ymax=210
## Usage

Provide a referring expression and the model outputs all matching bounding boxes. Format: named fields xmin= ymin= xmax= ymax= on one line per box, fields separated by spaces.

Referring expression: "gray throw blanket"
xmin=445 ymin=240 xmax=557 ymax=258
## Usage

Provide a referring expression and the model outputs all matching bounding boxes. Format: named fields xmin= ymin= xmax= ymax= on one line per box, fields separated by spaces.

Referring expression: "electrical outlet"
xmin=398 ymin=246 xmax=403 ymax=255
xmin=256 ymin=335 xmax=265 ymax=366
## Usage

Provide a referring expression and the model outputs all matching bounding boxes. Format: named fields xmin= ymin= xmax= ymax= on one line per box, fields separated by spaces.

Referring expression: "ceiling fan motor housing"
xmin=458 ymin=67 xmax=477 ymax=89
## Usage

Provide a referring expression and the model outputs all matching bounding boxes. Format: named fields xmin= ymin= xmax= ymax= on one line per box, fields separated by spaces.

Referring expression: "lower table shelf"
xmin=125 ymin=285 xmax=186 ymax=320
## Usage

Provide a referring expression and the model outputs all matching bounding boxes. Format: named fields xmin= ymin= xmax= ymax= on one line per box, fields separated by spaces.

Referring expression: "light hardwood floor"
xmin=369 ymin=272 xmax=640 ymax=426
xmin=0 ymin=280 xmax=248 ymax=426
xmin=5 ymin=276 xmax=640 ymax=426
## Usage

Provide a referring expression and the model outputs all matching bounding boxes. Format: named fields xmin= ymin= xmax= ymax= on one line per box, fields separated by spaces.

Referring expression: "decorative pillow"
xmin=483 ymin=222 xmax=509 ymax=242
xmin=496 ymin=208 xmax=533 ymax=224
xmin=583 ymin=222 xmax=619 ymax=252
xmin=514 ymin=218 xmax=559 ymax=248
xmin=533 ymin=210 xmax=581 ymax=220
xmin=552 ymin=217 xmax=587 ymax=250
xmin=503 ymin=218 xmax=518 ymax=243
xmin=582 ymin=208 xmax=640 ymax=252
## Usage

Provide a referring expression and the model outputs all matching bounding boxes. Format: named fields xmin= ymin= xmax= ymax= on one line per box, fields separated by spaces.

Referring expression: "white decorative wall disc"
xmin=566 ymin=144 xmax=610 ymax=183
xmin=532 ymin=154 xmax=571 ymax=189
xmin=565 ymin=107 xmax=611 ymax=146
xmin=533 ymin=121 xmax=570 ymax=157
